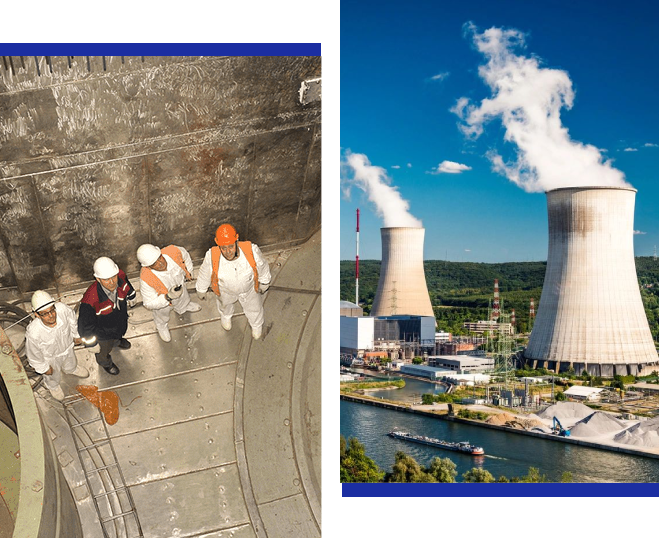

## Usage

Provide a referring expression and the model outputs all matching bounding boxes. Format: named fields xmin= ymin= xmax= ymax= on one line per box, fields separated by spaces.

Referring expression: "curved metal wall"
xmin=370 ymin=227 xmax=434 ymax=318
xmin=525 ymin=187 xmax=659 ymax=375
xmin=0 ymin=56 xmax=321 ymax=295
xmin=0 ymin=327 xmax=82 ymax=537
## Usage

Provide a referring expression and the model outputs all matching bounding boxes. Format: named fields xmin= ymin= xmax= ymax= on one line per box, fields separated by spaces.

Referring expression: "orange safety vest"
xmin=210 ymin=241 xmax=259 ymax=296
xmin=140 ymin=245 xmax=192 ymax=295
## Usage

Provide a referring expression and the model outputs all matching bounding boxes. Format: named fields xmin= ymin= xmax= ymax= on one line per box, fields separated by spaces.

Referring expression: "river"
xmin=340 ymin=378 xmax=659 ymax=482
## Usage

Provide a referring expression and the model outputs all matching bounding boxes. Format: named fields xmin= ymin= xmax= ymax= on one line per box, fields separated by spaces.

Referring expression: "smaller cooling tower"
xmin=370 ymin=227 xmax=434 ymax=318
xmin=525 ymin=187 xmax=659 ymax=376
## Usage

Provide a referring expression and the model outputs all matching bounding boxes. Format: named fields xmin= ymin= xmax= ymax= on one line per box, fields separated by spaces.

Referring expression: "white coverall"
xmin=139 ymin=246 xmax=195 ymax=332
xmin=196 ymin=243 xmax=271 ymax=330
xmin=25 ymin=302 xmax=80 ymax=391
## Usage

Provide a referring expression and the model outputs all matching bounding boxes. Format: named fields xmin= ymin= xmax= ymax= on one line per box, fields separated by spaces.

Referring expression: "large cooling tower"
xmin=370 ymin=227 xmax=434 ymax=318
xmin=525 ymin=187 xmax=659 ymax=376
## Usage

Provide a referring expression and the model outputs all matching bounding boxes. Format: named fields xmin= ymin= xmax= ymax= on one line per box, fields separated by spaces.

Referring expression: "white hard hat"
xmin=93 ymin=257 xmax=119 ymax=279
xmin=31 ymin=290 xmax=55 ymax=313
xmin=136 ymin=244 xmax=161 ymax=267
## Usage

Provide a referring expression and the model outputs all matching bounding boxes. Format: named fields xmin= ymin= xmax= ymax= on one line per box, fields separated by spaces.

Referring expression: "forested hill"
xmin=340 ymin=258 xmax=659 ymax=337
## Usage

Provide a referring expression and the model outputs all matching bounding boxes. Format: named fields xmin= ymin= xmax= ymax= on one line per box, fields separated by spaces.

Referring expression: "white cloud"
xmin=644 ymin=143 xmax=658 ymax=148
xmin=453 ymin=23 xmax=629 ymax=192
xmin=391 ymin=165 xmax=401 ymax=169
xmin=407 ymin=163 xmax=412 ymax=168
xmin=431 ymin=72 xmax=449 ymax=82
xmin=431 ymin=160 xmax=473 ymax=174
xmin=623 ymin=147 xmax=638 ymax=152
xmin=634 ymin=230 xmax=646 ymax=235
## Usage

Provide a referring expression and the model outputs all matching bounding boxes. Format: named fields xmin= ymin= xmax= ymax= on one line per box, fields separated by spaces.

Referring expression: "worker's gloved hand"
xmin=168 ymin=285 xmax=184 ymax=300
xmin=258 ymin=283 xmax=270 ymax=295
xmin=127 ymin=298 xmax=137 ymax=308
xmin=197 ymin=290 xmax=208 ymax=301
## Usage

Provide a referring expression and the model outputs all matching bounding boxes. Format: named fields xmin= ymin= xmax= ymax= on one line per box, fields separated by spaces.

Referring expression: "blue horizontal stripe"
xmin=0 ymin=44 xmax=320 ymax=56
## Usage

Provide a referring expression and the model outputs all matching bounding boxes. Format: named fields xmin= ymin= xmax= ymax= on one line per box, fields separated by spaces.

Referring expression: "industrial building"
xmin=375 ymin=315 xmax=435 ymax=346
xmin=340 ymin=313 xmax=436 ymax=360
xmin=443 ymin=373 xmax=491 ymax=385
xmin=340 ymin=316 xmax=375 ymax=355
xmin=428 ymin=355 xmax=495 ymax=374
xmin=436 ymin=335 xmax=486 ymax=356
xmin=563 ymin=386 xmax=606 ymax=401
xmin=435 ymin=331 xmax=451 ymax=344
xmin=463 ymin=320 xmax=513 ymax=336
xmin=0 ymin=55 xmax=321 ymax=538
xmin=370 ymin=227 xmax=434 ymax=318
xmin=399 ymin=364 xmax=451 ymax=380
xmin=525 ymin=187 xmax=659 ymax=376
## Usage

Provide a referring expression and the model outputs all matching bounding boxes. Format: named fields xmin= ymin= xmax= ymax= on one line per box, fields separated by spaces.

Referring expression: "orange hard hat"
xmin=215 ymin=224 xmax=238 ymax=246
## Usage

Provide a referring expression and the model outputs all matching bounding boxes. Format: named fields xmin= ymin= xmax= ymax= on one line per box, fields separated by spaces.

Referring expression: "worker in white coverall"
xmin=137 ymin=244 xmax=202 ymax=342
xmin=196 ymin=224 xmax=271 ymax=339
xmin=25 ymin=290 xmax=89 ymax=401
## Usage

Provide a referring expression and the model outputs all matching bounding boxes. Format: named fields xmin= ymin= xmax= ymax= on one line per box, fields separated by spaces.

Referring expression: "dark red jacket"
xmin=78 ymin=269 xmax=136 ymax=341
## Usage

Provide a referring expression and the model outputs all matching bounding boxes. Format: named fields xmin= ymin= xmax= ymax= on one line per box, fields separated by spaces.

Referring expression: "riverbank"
xmin=340 ymin=394 xmax=659 ymax=460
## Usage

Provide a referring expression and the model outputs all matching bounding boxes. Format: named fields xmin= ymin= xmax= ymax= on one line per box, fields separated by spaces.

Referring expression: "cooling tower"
xmin=525 ymin=187 xmax=659 ymax=376
xmin=370 ymin=227 xmax=434 ymax=318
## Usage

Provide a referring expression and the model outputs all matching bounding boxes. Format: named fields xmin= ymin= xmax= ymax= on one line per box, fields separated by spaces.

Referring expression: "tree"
xmin=426 ymin=457 xmax=457 ymax=483
xmin=385 ymin=451 xmax=437 ymax=483
xmin=560 ymin=471 xmax=573 ymax=483
xmin=412 ymin=356 xmax=424 ymax=365
xmin=340 ymin=436 xmax=384 ymax=483
xmin=611 ymin=375 xmax=626 ymax=391
xmin=520 ymin=467 xmax=548 ymax=483
xmin=555 ymin=391 xmax=567 ymax=401
xmin=422 ymin=393 xmax=436 ymax=405
xmin=462 ymin=468 xmax=495 ymax=483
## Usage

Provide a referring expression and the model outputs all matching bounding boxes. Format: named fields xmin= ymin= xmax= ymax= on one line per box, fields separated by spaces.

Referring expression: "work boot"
xmin=102 ymin=361 xmax=120 ymax=375
xmin=185 ymin=302 xmax=202 ymax=313
xmin=70 ymin=364 xmax=89 ymax=378
xmin=158 ymin=326 xmax=172 ymax=342
xmin=118 ymin=338 xmax=132 ymax=349
xmin=221 ymin=316 xmax=232 ymax=331
xmin=252 ymin=326 xmax=262 ymax=340
xmin=50 ymin=385 xmax=65 ymax=401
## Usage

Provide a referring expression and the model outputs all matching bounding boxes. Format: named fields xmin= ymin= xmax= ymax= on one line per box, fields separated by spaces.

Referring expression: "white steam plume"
xmin=454 ymin=23 xmax=630 ymax=192
xmin=342 ymin=151 xmax=422 ymax=227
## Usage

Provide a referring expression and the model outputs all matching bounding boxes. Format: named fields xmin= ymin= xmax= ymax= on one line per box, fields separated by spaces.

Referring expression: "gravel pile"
xmin=614 ymin=417 xmax=659 ymax=448
xmin=486 ymin=412 xmax=517 ymax=425
xmin=536 ymin=402 xmax=593 ymax=420
xmin=569 ymin=412 xmax=626 ymax=437
xmin=486 ymin=412 xmax=544 ymax=430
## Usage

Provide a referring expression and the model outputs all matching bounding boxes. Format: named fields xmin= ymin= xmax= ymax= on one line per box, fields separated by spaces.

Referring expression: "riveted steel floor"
xmin=34 ymin=230 xmax=321 ymax=538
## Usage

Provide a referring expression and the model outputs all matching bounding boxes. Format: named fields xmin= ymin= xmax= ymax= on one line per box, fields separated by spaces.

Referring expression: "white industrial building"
xmin=340 ymin=316 xmax=375 ymax=352
xmin=525 ymin=187 xmax=659 ymax=377
xmin=563 ymin=386 xmax=606 ymax=401
xmin=435 ymin=331 xmax=451 ymax=344
xmin=428 ymin=355 xmax=495 ymax=374
xmin=443 ymin=373 xmax=491 ymax=385
xmin=399 ymin=364 xmax=451 ymax=380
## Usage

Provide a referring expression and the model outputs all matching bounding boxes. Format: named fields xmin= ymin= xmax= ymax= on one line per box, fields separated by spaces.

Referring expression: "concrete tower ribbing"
xmin=525 ymin=187 xmax=659 ymax=376
xmin=370 ymin=227 xmax=434 ymax=318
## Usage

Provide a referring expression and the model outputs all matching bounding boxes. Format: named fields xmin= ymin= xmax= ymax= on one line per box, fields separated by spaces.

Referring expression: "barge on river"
xmin=388 ymin=430 xmax=485 ymax=455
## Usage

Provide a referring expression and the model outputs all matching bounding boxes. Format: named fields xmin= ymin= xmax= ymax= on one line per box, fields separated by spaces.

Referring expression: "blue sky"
xmin=340 ymin=0 xmax=659 ymax=262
